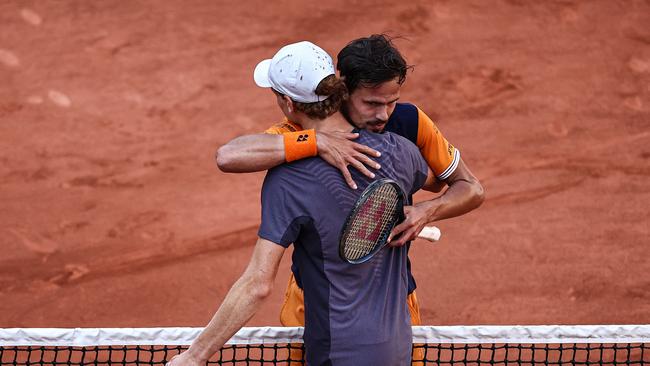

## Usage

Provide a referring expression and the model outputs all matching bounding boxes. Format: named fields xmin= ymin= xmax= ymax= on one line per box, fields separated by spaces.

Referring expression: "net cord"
xmin=1 ymin=325 xmax=649 ymax=347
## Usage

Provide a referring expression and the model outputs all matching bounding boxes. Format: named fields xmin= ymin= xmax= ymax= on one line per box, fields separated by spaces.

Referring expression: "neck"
xmin=296 ymin=112 xmax=354 ymax=132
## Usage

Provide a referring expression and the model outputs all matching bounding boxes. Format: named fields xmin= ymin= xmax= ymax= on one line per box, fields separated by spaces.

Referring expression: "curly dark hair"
xmin=336 ymin=34 xmax=413 ymax=92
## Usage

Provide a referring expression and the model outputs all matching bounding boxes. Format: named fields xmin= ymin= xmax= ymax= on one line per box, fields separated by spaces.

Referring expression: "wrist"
xmin=283 ymin=129 xmax=317 ymax=162
xmin=186 ymin=343 xmax=211 ymax=364
xmin=420 ymin=199 xmax=442 ymax=222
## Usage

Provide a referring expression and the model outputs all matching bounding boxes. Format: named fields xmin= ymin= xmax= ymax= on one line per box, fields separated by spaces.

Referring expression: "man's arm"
xmin=389 ymin=158 xmax=485 ymax=246
xmin=216 ymin=130 xmax=380 ymax=189
xmin=166 ymin=238 xmax=285 ymax=366
xmin=420 ymin=171 xmax=447 ymax=193
xmin=216 ymin=134 xmax=285 ymax=173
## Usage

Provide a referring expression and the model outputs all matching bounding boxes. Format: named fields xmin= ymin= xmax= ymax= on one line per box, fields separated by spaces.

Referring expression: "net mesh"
xmin=1 ymin=325 xmax=648 ymax=365
xmin=342 ymin=182 xmax=400 ymax=262
xmin=413 ymin=343 xmax=648 ymax=365
xmin=0 ymin=344 xmax=304 ymax=365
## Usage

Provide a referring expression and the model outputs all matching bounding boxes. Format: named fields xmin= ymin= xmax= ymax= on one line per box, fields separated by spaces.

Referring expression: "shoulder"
xmin=264 ymin=158 xmax=328 ymax=189
xmin=264 ymin=118 xmax=303 ymax=135
xmin=357 ymin=131 xmax=427 ymax=195
xmin=387 ymin=131 xmax=422 ymax=157
xmin=265 ymin=160 xmax=303 ymax=182
xmin=357 ymin=130 xmax=420 ymax=157
xmin=385 ymin=103 xmax=419 ymax=143
xmin=261 ymin=158 xmax=337 ymax=220
xmin=390 ymin=102 xmax=419 ymax=121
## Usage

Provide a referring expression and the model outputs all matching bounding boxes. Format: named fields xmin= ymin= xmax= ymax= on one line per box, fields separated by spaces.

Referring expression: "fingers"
xmin=334 ymin=131 xmax=381 ymax=158
xmin=321 ymin=130 xmax=381 ymax=160
xmin=334 ymin=151 xmax=381 ymax=189
xmin=388 ymin=208 xmax=425 ymax=247
xmin=353 ymin=143 xmax=381 ymax=158
xmin=390 ymin=228 xmax=417 ymax=247
xmin=343 ymin=132 xmax=360 ymax=140
xmin=388 ymin=222 xmax=409 ymax=247
xmin=352 ymin=152 xmax=381 ymax=170
xmin=338 ymin=164 xmax=357 ymax=190
xmin=318 ymin=131 xmax=382 ymax=189
xmin=347 ymin=158 xmax=376 ymax=180
xmin=331 ymin=131 xmax=364 ymax=142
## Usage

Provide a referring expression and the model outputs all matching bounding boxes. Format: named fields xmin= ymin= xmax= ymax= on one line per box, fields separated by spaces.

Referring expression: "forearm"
xmin=185 ymin=276 xmax=271 ymax=361
xmin=216 ymin=134 xmax=285 ymax=172
xmin=389 ymin=160 xmax=484 ymax=246
xmin=422 ymin=178 xmax=484 ymax=222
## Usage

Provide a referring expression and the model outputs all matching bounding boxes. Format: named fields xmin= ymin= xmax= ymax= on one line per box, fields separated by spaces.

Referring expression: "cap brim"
xmin=253 ymin=59 xmax=273 ymax=88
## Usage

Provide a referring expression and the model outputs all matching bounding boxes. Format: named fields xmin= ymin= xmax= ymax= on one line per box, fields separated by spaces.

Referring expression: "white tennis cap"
xmin=253 ymin=41 xmax=335 ymax=103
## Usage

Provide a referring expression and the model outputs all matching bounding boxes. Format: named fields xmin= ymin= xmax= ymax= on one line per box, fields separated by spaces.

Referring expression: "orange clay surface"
xmin=1 ymin=1 xmax=649 ymax=328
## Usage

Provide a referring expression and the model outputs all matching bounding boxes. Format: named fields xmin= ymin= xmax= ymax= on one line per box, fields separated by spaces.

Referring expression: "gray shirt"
xmin=259 ymin=130 xmax=428 ymax=366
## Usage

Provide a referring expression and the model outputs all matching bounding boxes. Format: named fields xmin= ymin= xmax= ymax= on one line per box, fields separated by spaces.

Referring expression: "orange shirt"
xmin=264 ymin=118 xmax=302 ymax=135
xmin=413 ymin=107 xmax=460 ymax=180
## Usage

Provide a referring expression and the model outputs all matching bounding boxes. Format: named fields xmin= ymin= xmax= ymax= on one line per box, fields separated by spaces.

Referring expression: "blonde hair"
xmin=292 ymin=75 xmax=348 ymax=120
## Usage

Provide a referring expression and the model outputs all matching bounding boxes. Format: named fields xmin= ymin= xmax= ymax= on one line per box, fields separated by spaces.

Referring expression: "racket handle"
xmin=418 ymin=226 xmax=441 ymax=242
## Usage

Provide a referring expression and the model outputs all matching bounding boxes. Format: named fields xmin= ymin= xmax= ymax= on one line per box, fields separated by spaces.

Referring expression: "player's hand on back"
xmin=316 ymin=130 xmax=381 ymax=189
xmin=387 ymin=203 xmax=431 ymax=247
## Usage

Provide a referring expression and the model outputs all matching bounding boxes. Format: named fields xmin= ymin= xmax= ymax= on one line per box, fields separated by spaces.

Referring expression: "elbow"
xmin=241 ymin=272 xmax=274 ymax=301
xmin=235 ymin=273 xmax=274 ymax=303
xmin=215 ymin=145 xmax=235 ymax=172
xmin=251 ymin=280 xmax=274 ymax=301
xmin=472 ymin=181 xmax=486 ymax=209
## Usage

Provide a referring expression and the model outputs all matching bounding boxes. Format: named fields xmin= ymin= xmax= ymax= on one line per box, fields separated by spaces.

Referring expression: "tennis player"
xmin=215 ymin=34 xmax=485 ymax=360
xmin=168 ymin=41 xmax=439 ymax=366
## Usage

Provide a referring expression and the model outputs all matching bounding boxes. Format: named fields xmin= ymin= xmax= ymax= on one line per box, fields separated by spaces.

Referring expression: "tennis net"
xmin=1 ymin=325 xmax=648 ymax=365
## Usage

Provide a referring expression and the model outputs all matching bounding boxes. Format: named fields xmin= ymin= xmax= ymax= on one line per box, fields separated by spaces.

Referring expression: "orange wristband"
xmin=284 ymin=129 xmax=317 ymax=162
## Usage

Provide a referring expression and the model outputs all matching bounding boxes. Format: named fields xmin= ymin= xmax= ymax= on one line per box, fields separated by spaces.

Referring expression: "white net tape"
xmin=2 ymin=325 xmax=649 ymax=347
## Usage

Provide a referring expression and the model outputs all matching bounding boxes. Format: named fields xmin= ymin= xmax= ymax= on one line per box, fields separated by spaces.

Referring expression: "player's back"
xmin=259 ymin=130 xmax=428 ymax=366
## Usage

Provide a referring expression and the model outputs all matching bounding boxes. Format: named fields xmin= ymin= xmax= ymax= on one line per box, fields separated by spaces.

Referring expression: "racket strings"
xmin=344 ymin=184 xmax=400 ymax=261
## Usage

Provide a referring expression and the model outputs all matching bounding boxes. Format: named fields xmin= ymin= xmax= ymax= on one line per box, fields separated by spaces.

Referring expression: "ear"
xmin=283 ymin=95 xmax=295 ymax=113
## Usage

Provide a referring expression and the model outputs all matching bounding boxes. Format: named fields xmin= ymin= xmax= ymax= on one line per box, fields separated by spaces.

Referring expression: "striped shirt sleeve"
xmin=415 ymin=107 xmax=460 ymax=180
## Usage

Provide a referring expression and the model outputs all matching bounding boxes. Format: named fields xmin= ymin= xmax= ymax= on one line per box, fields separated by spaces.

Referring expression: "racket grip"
xmin=418 ymin=226 xmax=441 ymax=242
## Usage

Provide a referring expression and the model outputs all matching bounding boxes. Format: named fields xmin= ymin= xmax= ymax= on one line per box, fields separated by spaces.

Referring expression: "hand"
xmin=388 ymin=203 xmax=434 ymax=247
xmin=316 ymin=130 xmax=381 ymax=189
xmin=166 ymin=351 xmax=205 ymax=366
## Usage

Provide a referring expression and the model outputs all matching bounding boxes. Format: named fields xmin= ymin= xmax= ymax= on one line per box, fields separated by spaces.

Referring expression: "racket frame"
xmin=338 ymin=178 xmax=406 ymax=264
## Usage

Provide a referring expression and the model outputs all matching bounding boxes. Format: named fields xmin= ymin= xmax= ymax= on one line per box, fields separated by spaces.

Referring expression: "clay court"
xmin=1 ymin=0 xmax=649 ymax=329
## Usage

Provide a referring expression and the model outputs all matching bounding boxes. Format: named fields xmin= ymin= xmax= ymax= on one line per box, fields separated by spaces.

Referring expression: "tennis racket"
xmin=339 ymin=178 xmax=441 ymax=264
